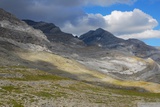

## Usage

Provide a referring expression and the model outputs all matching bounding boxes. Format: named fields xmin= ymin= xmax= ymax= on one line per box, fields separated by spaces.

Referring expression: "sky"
xmin=0 ymin=0 xmax=160 ymax=46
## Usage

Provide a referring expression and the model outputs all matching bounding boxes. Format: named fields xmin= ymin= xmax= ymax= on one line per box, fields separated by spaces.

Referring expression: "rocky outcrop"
xmin=77 ymin=50 xmax=160 ymax=83
xmin=0 ymin=8 xmax=50 ymax=51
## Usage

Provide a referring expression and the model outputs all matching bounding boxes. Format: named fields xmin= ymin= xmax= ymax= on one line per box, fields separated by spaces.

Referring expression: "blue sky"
xmin=83 ymin=0 xmax=160 ymax=27
xmin=0 ymin=0 xmax=160 ymax=46
xmin=83 ymin=0 xmax=160 ymax=46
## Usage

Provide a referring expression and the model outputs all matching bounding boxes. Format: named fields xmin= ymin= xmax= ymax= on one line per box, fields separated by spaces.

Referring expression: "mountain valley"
xmin=0 ymin=8 xmax=160 ymax=107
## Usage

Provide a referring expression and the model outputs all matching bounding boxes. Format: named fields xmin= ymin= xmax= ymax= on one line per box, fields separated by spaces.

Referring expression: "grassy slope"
xmin=17 ymin=51 xmax=160 ymax=93
xmin=0 ymin=66 xmax=160 ymax=107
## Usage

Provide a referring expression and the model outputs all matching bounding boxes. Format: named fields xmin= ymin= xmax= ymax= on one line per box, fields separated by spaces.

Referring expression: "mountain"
xmin=80 ymin=28 xmax=159 ymax=59
xmin=23 ymin=19 xmax=84 ymax=45
xmin=1 ymin=8 xmax=160 ymax=86
xmin=1 ymin=8 xmax=160 ymax=106
xmin=80 ymin=28 xmax=125 ymax=47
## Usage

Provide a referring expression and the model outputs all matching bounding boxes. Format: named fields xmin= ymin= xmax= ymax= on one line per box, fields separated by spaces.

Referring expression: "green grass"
xmin=95 ymin=100 xmax=106 ymax=104
xmin=110 ymin=88 xmax=160 ymax=98
xmin=1 ymin=86 xmax=22 ymax=93
xmin=0 ymin=102 xmax=4 ymax=106
xmin=54 ymin=92 xmax=67 ymax=98
xmin=0 ymin=66 xmax=26 ymax=69
xmin=0 ymin=66 xmax=68 ymax=81
xmin=24 ymin=74 xmax=66 ymax=81
xmin=10 ymin=66 xmax=27 ymax=69
xmin=35 ymin=91 xmax=54 ymax=98
xmin=35 ymin=91 xmax=67 ymax=99
xmin=68 ymin=86 xmax=78 ymax=91
xmin=9 ymin=74 xmax=67 ymax=81
xmin=66 ymin=81 xmax=160 ymax=99
xmin=11 ymin=100 xmax=24 ymax=107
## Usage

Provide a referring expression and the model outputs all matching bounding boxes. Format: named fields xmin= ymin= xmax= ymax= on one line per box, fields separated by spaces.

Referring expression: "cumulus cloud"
xmin=62 ymin=9 xmax=159 ymax=38
xmin=104 ymin=9 xmax=158 ymax=35
xmin=117 ymin=30 xmax=160 ymax=39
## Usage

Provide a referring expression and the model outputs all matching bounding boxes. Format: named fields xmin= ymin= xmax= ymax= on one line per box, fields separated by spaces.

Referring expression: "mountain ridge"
xmin=79 ymin=28 xmax=159 ymax=58
xmin=22 ymin=19 xmax=160 ymax=83
xmin=23 ymin=19 xmax=84 ymax=45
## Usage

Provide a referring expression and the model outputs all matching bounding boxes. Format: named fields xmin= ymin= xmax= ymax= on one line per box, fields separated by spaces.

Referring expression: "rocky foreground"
xmin=1 ymin=66 xmax=160 ymax=107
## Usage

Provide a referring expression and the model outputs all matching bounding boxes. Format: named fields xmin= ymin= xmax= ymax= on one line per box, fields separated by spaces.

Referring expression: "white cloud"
xmin=104 ymin=9 xmax=158 ymax=35
xmin=117 ymin=30 xmax=160 ymax=39
xmin=62 ymin=8 xmax=160 ymax=39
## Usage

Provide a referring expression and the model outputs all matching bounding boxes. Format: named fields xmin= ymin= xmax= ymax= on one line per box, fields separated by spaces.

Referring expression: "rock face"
xmin=23 ymin=19 xmax=84 ymax=45
xmin=0 ymin=9 xmax=50 ymax=51
xmin=0 ymin=8 xmax=52 ymax=68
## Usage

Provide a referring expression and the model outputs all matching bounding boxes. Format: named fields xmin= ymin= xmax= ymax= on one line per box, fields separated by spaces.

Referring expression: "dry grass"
xmin=17 ymin=51 xmax=160 ymax=93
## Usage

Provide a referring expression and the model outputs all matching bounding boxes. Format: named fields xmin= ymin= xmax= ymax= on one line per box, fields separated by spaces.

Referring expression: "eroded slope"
xmin=16 ymin=50 xmax=160 ymax=93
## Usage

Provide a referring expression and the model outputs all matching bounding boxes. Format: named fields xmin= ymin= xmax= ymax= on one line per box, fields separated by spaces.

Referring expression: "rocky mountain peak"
xmin=95 ymin=28 xmax=105 ymax=33
xmin=80 ymin=28 xmax=114 ymax=39
xmin=79 ymin=28 xmax=124 ymax=47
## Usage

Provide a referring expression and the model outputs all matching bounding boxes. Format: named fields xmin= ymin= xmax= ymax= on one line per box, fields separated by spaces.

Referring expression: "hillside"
xmin=0 ymin=8 xmax=160 ymax=106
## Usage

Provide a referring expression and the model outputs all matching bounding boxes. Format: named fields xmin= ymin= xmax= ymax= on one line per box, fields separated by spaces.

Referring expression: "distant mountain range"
xmin=23 ymin=20 xmax=160 ymax=60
